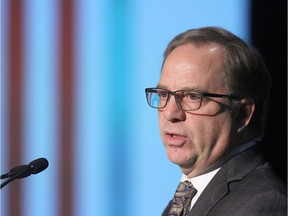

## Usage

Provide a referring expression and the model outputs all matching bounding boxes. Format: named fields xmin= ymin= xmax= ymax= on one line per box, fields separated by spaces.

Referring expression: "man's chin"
xmin=167 ymin=153 xmax=197 ymax=170
xmin=167 ymin=154 xmax=188 ymax=167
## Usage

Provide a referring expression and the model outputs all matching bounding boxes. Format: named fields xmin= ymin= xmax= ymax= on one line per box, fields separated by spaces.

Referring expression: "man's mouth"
xmin=164 ymin=132 xmax=187 ymax=146
xmin=166 ymin=132 xmax=184 ymax=137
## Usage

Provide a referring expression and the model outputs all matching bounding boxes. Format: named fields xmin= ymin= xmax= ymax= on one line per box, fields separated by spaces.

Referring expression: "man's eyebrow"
xmin=156 ymin=84 xmax=169 ymax=89
xmin=156 ymin=84 xmax=208 ymax=92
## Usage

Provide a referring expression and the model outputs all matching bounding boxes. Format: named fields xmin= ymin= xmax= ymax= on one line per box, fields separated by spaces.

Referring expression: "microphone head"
xmin=28 ymin=158 xmax=49 ymax=174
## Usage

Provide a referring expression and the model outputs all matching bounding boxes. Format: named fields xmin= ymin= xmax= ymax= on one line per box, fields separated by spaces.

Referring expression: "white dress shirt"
xmin=181 ymin=168 xmax=220 ymax=209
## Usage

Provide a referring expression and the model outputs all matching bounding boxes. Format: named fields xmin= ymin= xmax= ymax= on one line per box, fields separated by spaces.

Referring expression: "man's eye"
xmin=186 ymin=93 xmax=201 ymax=101
xmin=158 ymin=91 xmax=168 ymax=98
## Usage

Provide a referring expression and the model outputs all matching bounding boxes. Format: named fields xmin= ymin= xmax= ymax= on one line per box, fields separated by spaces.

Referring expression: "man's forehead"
xmin=160 ymin=43 xmax=227 ymax=92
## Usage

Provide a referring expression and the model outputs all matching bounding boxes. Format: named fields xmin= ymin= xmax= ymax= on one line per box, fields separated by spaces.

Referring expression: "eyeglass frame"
xmin=145 ymin=87 xmax=242 ymax=111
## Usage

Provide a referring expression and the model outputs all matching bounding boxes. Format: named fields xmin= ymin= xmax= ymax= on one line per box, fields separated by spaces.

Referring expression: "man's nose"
xmin=162 ymin=96 xmax=186 ymax=122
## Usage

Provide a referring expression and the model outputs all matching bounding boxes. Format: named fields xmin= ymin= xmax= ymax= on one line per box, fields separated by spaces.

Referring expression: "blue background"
xmin=1 ymin=0 xmax=250 ymax=215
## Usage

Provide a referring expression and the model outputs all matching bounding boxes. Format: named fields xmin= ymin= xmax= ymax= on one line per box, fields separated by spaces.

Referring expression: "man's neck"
xmin=182 ymin=140 xmax=257 ymax=178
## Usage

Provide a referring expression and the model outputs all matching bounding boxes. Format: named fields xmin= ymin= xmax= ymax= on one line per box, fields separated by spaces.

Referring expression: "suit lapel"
xmin=187 ymin=145 xmax=265 ymax=216
xmin=187 ymin=167 xmax=229 ymax=216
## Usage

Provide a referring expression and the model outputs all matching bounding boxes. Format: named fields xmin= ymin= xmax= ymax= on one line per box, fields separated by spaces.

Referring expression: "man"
xmin=145 ymin=27 xmax=287 ymax=216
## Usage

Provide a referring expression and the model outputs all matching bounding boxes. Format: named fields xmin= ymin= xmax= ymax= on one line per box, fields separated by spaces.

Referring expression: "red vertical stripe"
xmin=59 ymin=1 xmax=75 ymax=215
xmin=7 ymin=1 xmax=23 ymax=216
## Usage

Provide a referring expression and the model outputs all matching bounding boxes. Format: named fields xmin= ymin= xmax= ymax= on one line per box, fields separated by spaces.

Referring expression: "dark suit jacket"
xmin=162 ymin=146 xmax=287 ymax=216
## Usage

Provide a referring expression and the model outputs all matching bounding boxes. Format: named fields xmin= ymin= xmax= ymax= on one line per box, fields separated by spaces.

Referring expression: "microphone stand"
xmin=1 ymin=168 xmax=32 ymax=189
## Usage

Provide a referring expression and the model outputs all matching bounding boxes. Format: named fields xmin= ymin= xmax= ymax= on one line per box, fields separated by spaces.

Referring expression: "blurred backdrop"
xmin=1 ymin=0 xmax=286 ymax=216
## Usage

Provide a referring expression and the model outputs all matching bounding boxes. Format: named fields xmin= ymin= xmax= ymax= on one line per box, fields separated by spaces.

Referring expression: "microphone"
xmin=28 ymin=158 xmax=49 ymax=174
xmin=1 ymin=158 xmax=49 ymax=189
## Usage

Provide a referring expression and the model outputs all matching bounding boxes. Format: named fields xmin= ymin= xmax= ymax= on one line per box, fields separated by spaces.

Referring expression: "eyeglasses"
xmin=145 ymin=88 xmax=241 ymax=111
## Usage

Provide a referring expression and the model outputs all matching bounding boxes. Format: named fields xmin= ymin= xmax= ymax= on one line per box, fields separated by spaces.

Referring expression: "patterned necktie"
xmin=167 ymin=180 xmax=197 ymax=216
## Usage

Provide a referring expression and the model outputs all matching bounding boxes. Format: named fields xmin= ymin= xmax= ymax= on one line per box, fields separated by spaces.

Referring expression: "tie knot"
xmin=175 ymin=181 xmax=196 ymax=199
xmin=168 ymin=181 xmax=197 ymax=216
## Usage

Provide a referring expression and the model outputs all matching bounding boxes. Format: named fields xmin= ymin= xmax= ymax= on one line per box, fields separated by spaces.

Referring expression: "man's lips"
xmin=164 ymin=132 xmax=187 ymax=146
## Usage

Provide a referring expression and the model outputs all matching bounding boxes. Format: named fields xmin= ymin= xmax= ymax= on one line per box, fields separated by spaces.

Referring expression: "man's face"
xmin=158 ymin=43 xmax=238 ymax=177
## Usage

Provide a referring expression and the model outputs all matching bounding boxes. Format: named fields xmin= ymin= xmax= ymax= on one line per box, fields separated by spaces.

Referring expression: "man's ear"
xmin=236 ymin=98 xmax=255 ymax=133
